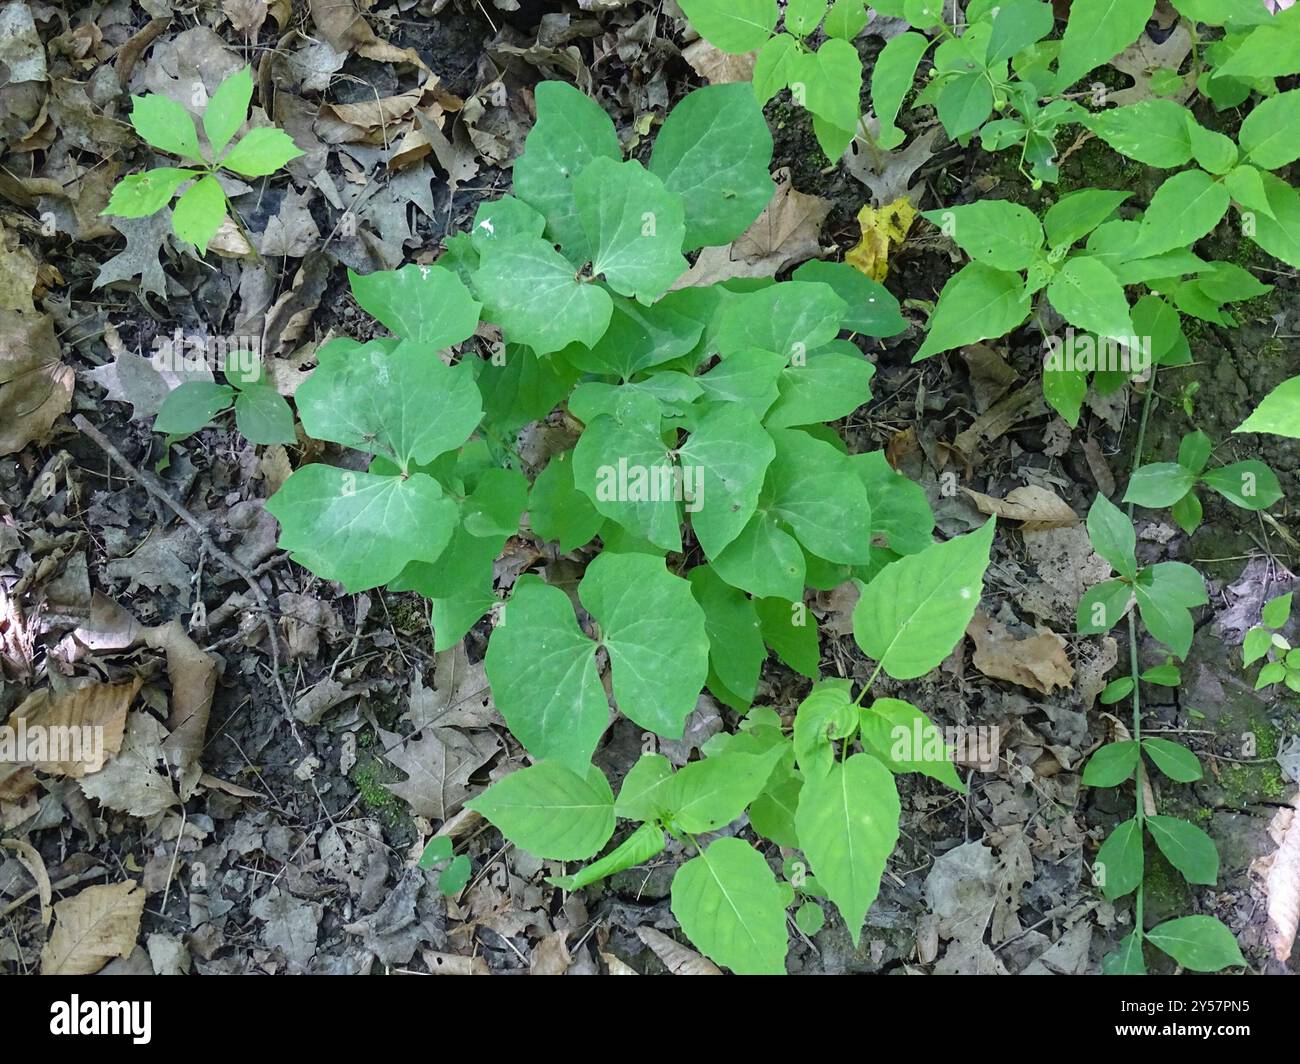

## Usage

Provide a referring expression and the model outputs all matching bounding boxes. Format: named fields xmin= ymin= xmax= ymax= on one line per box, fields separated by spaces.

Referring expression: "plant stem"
xmin=1125 ymin=365 xmax=1159 ymax=939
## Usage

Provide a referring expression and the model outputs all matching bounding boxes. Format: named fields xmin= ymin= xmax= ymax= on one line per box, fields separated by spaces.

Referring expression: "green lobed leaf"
xmin=795 ymin=753 xmax=900 ymax=946
xmin=507 ymin=81 xmax=621 ymax=259
xmin=472 ymin=237 xmax=613 ymax=354
xmin=765 ymin=429 xmax=874 ymax=564
xmin=871 ymin=32 xmax=929 ymax=149
xmin=266 ymin=466 xmax=458 ymax=593
xmin=678 ymin=403 xmax=776 ymax=558
xmin=715 ymin=281 xmax=847 ymax=360
xmin=753 ymin=33 xmax=800 ymax=103
xmin=711 ymin=510 xmax=807 ymax=601
xmin=755 ymin=597 xmax=820 ymax=678
xmin=529 ymin=451 xmax=603 ymax=553
xmin=689 ymin=566 xmax=766 ymax=706
xmin=649 ymin=84 xmax=774 ymax=250
xmin=852 ymin=519 xmax=995 ymax=680
xmin=348 ymin=265 xmax=482 ymax=348
xmin=576 ymin=157 xmax=687 ymax=302
xmin=790 ymin=260 xmax=905 ymax=337
xmin=233 ymin=383 xmax=295 ymax=445
xmin=467 ymin=762 xmax=615 ymax=861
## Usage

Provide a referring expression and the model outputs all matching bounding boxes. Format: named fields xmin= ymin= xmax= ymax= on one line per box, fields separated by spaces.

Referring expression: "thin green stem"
xmin=1125 ymin=364 xmax=1159 ymax=940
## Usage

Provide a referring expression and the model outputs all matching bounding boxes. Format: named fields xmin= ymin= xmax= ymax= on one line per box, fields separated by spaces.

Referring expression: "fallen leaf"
xmin=967 ymin=611 xmax=1075 ymax=695
xmin=379 ymin=726 xmax=499 ymax=821
xmin=2 ymin=676 xmax=138 ymax=777
xmin=79 ymin=712 xmax=179 ymax=817
xmin=41 ymin=880 xmax=145 ymax=974
xmin=961 ymin=485 xmax=1078 ymax=531
xmin=683 ymin=39 xmax=756 ymax=83
xmin=1258 ymin=794 xmax=1300 ymax=963
xmin=636 ymin=926 xmax=722 ymax=974
xmin=845 ymin=197 xmax=916 ymax=282
xmin=0 ymin=310 xmax=73 ymax=455
xmin=844 ymin=124 xmax=938 ymax=206
xmin=1 ymin=836 xmax=52 ymax=927
xmin=530 ymin=930 xmax=573 ymax=974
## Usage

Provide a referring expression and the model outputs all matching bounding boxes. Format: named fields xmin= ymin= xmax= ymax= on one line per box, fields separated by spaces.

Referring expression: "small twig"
xmin=72 ymin=415 xmax=303 ymax=748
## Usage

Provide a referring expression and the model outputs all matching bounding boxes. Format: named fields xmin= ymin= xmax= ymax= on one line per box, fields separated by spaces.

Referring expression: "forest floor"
xmin=1 ymin=0 xmax=1297 ymax=975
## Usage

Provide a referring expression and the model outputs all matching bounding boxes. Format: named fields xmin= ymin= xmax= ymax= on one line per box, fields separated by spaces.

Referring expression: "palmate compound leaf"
xmin=575 ymin=157 xmax=688 ymax=303
xmin=795 ymin=752 xmax=900 ymax=946
xmin=347 ymin=264 xmax=482 ymax=349
xmin=203 ymin=66 xmax=253 ymax=157
xmin=466 ymin=761 xmax=615 ymax=861
xmin=689 ymin=566 xmax=766 ymax=707
xmin=484 ymin=555 xmax=708 ymax=771
xmin=765 ymin=428 xmax=874 ymax=565
xmin=648 ymin=82 xmax=774 ymax=251
xmin=513 ymin=81 xmax=621 ymax=261
xmin=472 ymin=237 xmax=613 ymax=354
xmin=670 ymin=836 xmax=788 ymax=975
xmin=852 ymin=519 xmax=995 ymax=679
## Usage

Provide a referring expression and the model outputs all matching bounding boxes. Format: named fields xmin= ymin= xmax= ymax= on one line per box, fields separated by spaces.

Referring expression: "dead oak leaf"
xmin=966 ymin=610 xmax=1075 ymax=695
xmin=41 ymin=880 xmax=146 ymax=975
xmin=0 ymin=310 xmax=73 ymax=456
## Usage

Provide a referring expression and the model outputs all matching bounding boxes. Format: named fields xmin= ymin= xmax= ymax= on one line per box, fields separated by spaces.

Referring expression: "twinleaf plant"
xmin=153 ymin=353 xmax=296 ymax=447
xmin=103 ymin=66 xmax=303 ymax=253
xmin=252 ymin=79 xmax=999 ymax=973
xmin=1243 ymin=592 xmax=1298 ymax=694
xmin=678 ymin=0 xmax=870 ymax=159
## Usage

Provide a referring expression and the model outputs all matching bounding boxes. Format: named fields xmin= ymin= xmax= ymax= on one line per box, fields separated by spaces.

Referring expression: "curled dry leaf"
xmin=41 ymin=880 xmax=146 ymax=975
xmin=636 ymin=926 xmax=722 ymax=975
xmin=1258 ymin=794 xmax=1300 ymax=963
xmin=966 ymin=611 xmax=1075 ymax=695
xmin=683 ymin=39 xmax=755 ymax=84
xmin=0 ymin=310 xmax=74 ymax=456
xmin=144 ymin=620 xmax=218 ymax=787
xmin=2 ymin=676 xmax=139 ymax=777
xmin=962 ymin=485 xmax=1078 ymax=532
xmin=1 ymin=836 xmax=52 ymax=927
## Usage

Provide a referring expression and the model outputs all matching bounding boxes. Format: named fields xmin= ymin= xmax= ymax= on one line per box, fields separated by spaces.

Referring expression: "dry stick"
xmin=72 ymin=415 xmax=303 ymax=749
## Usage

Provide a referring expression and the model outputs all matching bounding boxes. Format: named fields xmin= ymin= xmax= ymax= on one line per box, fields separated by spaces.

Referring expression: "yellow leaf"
xmin=845 ymin=198 xmax=916 ymax=282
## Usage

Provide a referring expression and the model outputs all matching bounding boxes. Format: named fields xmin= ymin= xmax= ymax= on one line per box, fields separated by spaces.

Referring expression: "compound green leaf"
xmin=714 ymin=280 xmax=846 ymax=360
xmin=650 ymin=83 xmax=774 ymax=250
xmin=233 ymin=383 xmax=294 ymax=444
xmin=129 ymin=94 xmax=203 ymax=161
xmin=1055 ymin=0 xmax=1156 ymax=91
xmin=671 ymin=837 xmax=788 ymax=975
xmin=1201 ymin=460 xmax=1283 ymax=509
xmin=472 ymin=237 xmax=613 ymax=354
xmin=852 ymin=519 xmax=995 ymax=679
xmin=1081 ymin=740 xmax=1140 ymax=787
xmin=347 ymin=264 xmax=482 ymax=349
xmin=204 ymin=66 xmax=252 ymax=155
xmin=266 ymin=466 xmax=458 ymax=593
xmin=171 ymin=174 xmax=226 ymax=254
xmin=102 ymin=168 xmax=195 ymax=218
xmin=580 ymin=552 xmax=709 ymax=739
xmin=795 ymin=753 xmax=900 ymax=946
xmin=154 ymin=381 xmax=233 ymax=435
xmin=1124 ymin=462 xmax=1199 ymax=508
xmin=576 ymin=157 xmax=687 ymax=302
xmin=711 ymin=511 xmax=806 ymax=600
xmin=678 ymin=403 xmax=775 ymax=558
xmin=220 ymin=126 xmax=303 ymax=177
xmin=1047 ymin=256 xmax=1135 ymax=340
xmin=924 ymin=200 xmax=1043 ymax=272
xmin=467 ymin=761 xmax=615 ymax=861
xmin=765 ymin=342 xmax=875 ymax=429
xmin=511 ymin=81 xmax=620 ymax=259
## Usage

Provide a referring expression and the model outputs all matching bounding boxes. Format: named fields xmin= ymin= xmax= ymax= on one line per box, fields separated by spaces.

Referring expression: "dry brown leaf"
xmin=600 ymin=950 xmax=639 ymax=974
xmin=530 ymin=930 xmax=573 ymax=974
xmin=1260 ymin=795 xmax=1300 ymax=962
xmin=423 ymin=949 xmax=489 ymax=975
xmin=951 ymin=382 xmax=1047 ymax=459
xmin=636 ymin=926 xmax=722 ymax=974
xmin=1 ymin=836 xmax=52 ymax=927
xmin=4 ymin=677 xmax=139 ymax=777
xmin=308 ymin=0 xmax=376 ymax=52
xmin=966 ymin=611 xmax=1075 ymax=695
xmin=962 ymin=485 xmax=1078 ymax=532
xmin=41 ymin=880 xmax=145 ymax=975
xmin=144 ymin=620 xmax=217 ymax=787
xmin=674 ymin=168 xmax=830 ymax=288
xmin=0 ymin=310 xmax=74 ymax=456
xmin=683 ymin=39 xmax=756 ymax=83
xmin=379 ymin=726 xmax=499 ymax=821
